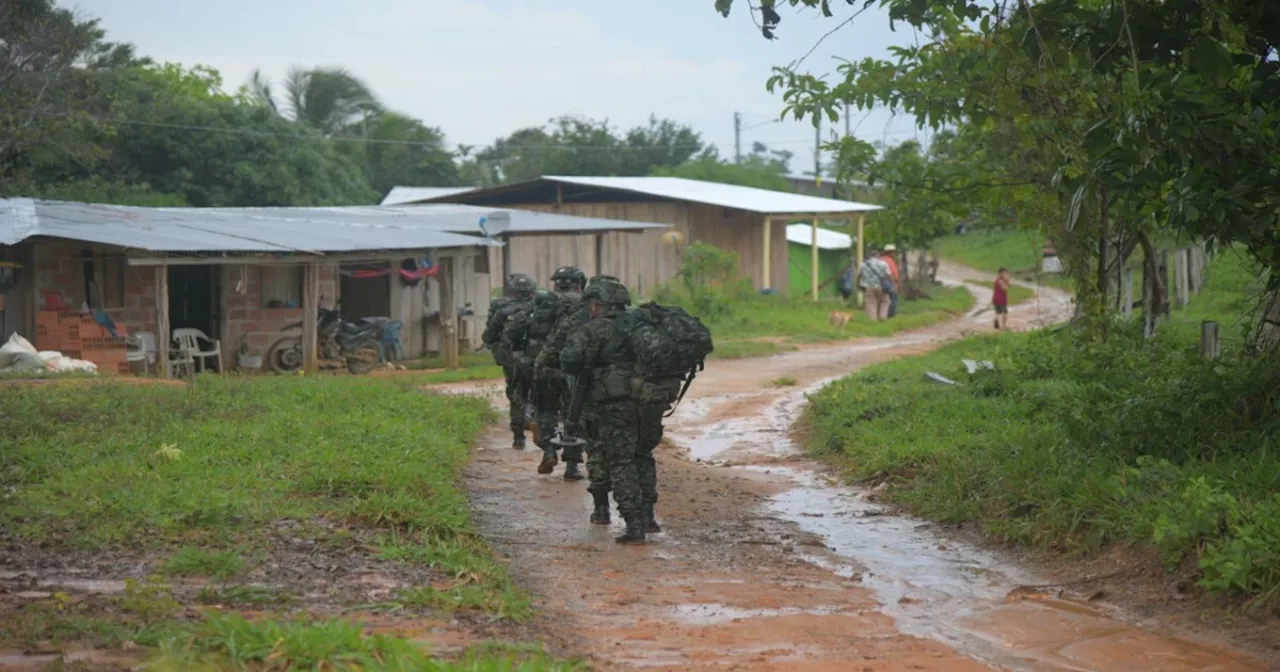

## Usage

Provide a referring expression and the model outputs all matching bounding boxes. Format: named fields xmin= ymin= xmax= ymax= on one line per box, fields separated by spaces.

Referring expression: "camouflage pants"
xmin=584 ymin=413 xmax=607 ymax=495
xmin=503 ymin=369 xmax=527 ymax=437
xmin=592 ymin=401 xmax=643 ymax=522
xmin=532 ymin=377 xmax=563 ymax=452
xmin=637 ymin=402 xmax=667 ymax=507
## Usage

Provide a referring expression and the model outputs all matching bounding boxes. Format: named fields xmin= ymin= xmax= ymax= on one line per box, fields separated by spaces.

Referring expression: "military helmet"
xmin=551 ymin=266 xmax=587 ymax=290
xmin=582 ymin=279 xmax=631 ymax=307
xmin=507 ymin=273 xmax=536 ymax=294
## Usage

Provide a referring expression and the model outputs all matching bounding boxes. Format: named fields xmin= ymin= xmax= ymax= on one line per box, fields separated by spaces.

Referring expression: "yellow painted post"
xmin=762 ymin=216 xmax=772 ymax=291
xmin=810 ymin=215 xmax=819 ymax=301
xmin=856 ymin=214 xmax=866 ymax=308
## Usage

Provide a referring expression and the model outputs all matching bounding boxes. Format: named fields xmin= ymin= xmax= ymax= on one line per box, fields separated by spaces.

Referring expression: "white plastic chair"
xmin=171 ymin=328 xmax=222 ymax=373
xmin=126 ymin=331 xmax=157 ymax=374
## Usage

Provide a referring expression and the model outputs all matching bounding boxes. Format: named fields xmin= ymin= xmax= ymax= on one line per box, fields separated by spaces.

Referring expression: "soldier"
xmin=636 ymin=377 xmax=681 ymax=534
xmin=561 ymin=280 xmax=648 ymax=544
xmin=535 ymin=272 xmax=610 ymax=482
xmin=482 ymin=273 xmax=537 ymax=450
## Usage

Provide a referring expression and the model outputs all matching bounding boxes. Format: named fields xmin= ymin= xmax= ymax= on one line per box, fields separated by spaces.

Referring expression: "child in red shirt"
xmin=992 ymin=268 xmax=1011 ymax=329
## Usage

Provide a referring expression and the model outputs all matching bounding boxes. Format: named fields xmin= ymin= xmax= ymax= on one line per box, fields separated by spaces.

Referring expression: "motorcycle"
xmin=266 ymin=308 xmax=381 ymax=375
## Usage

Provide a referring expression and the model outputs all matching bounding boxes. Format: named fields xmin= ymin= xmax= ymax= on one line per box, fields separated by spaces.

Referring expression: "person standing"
xmin=560 ymin=280 xmax=648 ymax=544
xmin=858 ymin=247 xmax=893 ymax=321
xmin=528 ymin=267 xmax=588 ymax=479
xmin=881 ymin=244 xmax=901 ymax=318
xmin=993 ymin=267 xmax=1011 ymax=329
xmin=482 ymin=273 xmax=537 ymax=450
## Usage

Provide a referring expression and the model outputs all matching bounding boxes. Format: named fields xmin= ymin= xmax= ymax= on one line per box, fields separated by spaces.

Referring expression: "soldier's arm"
xmin=481 ymin=311 xmax=504 ymax=345
xmin=535 ymin=320 xmax=568 ymax=371
xmin=560 ymin=326 xmax=597 ymax=374
xmin=502 ymin=310 xmax=530 ymax=352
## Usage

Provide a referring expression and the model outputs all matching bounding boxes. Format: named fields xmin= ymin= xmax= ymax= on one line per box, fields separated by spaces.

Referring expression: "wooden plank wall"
xmin=486 ymin=202 xmax=788 ymax=297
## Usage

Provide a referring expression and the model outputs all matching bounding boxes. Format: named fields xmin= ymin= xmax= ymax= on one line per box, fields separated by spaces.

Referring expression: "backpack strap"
xmin=663 ymin=362 xmax=702 ymax=418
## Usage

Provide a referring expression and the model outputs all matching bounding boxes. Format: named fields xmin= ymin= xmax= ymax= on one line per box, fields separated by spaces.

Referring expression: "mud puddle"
xmin=675 ymin=370 xmax=1267 ymax=671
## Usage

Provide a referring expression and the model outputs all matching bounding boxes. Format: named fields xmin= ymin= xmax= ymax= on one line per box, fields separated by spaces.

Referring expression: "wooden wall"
xmin=487 ymin=202 xmax=789 ymax=297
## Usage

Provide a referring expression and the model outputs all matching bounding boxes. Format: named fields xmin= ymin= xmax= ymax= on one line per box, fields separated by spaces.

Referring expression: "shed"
xmin=786 ymin=224 xmax=853 ymax=298
xmin=407 ymin=176 xmax=882 ymax=300
xmin=0 ymin=199 xmax=662 ymax=376
xmin=380 ymin=186 xmax=476 ymax=206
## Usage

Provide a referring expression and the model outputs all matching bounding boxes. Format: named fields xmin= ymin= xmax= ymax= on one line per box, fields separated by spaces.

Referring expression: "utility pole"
xmin=734 ymin=112 xmax=742 ymax=163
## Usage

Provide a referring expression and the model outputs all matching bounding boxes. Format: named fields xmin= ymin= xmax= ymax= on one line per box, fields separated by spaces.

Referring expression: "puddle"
xmin=666 ymin=602 xmax=849 ymax=625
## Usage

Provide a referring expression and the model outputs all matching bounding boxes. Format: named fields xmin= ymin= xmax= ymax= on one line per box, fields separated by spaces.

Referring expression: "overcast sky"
xmin=71 ymin=0 xmax=930 ymax=175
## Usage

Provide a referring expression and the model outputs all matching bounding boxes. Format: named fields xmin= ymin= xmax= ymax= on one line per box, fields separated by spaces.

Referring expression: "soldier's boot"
xmin=589 ymin=491 xmax=611 ymax=525
xmin=644 ymin=503 xmax=662 ymax=534
xmin=512 ymin=433 xmax=526 ymax=451
xmin=537 ymin=448 xmax=558 ymax=474
xmin=562 ymin=461 xmax=584 ymax=481
xmin=615 ymin=518 xmax=647 ymax=545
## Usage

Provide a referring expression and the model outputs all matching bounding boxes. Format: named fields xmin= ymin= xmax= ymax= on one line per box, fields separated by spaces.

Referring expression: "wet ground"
xmin=454 ymin=271 xmax=1275 ymax=671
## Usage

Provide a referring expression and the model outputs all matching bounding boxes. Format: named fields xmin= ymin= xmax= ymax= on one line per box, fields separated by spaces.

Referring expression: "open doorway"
xmin=339 ymin=263 xmax=392 ymax=321
xmin=169 ymin=265 xmax=221 ymax=363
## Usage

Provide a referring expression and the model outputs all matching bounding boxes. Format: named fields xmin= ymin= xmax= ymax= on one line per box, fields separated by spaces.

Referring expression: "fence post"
xmin=1200 ymin=321 xmax=1221 ymax=359
xmin=1174 ymin=248 xmax=1190 ymax=308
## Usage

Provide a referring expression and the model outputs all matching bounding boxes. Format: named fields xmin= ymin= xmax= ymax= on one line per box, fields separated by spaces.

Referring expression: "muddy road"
xmin=449 ymin=272 xmax=1271 ymax=671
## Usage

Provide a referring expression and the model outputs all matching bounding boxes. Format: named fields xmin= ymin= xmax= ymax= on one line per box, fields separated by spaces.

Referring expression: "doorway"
xmin=168 ymin=265 xmax=221 ymax=353
xmin=339 ymin=264 xmax=392 ymax=321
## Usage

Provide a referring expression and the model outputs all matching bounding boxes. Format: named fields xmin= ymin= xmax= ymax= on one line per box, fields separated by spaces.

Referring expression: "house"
xmin=786 ymin=224 xmax=854 ymax=299
xmin=404 ymin=176 xmax=881 ymax=299
xmin=380 ymin=186 xmax=475 ymax=206
xmin=0 ymin=198 xmax=665 ymax=376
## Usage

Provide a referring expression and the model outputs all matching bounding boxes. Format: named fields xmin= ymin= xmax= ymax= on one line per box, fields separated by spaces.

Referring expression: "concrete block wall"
xmin=221 ymin=264 xmax=338 ymax=356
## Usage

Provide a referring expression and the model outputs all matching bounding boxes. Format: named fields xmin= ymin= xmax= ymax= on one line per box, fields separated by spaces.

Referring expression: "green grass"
xmin=146 ymin=612 xmax=584 ymax=671
xmin=164 ymin=547 xmax=245 ymax=580
xmin=935 ymin=228 xmax=1048 ymax=275
xmin=804 ymin=252 xmax=1280 ymax=604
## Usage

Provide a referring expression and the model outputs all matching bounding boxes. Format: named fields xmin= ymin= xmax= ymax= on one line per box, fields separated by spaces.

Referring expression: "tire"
xmin=344 ymin=347 xmax=379 ymax=375
xmin=266 ymin=337 xmax=303 ymax=373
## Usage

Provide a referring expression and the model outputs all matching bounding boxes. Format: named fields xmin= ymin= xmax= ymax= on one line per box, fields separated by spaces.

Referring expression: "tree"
xmin=363 ymin=111 xmax=460 ymax=194
xmin=652 ymin=144 xmax=792 ymax=191
xmin=247 ymin=66 xmax=381 ymax=135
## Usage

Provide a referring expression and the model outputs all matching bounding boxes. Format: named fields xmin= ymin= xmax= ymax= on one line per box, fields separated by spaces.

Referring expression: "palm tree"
xmin=245 ymin=66 xmax=380 ymax=135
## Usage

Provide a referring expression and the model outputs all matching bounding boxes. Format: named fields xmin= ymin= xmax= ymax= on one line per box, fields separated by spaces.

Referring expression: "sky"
xmin=70 ymin=0 xmax=932 ymax=176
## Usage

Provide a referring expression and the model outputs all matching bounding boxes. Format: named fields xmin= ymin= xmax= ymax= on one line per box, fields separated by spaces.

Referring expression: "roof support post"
xmin=595 ymin=234 xmax=604 ymax=278
xmin=155 ymin=264 xmax=170 ymax=378
xmin=855 ymin=214 xmax=866 ymax=308
xmin=302 ymin=262 xmax=320 ymax=374
xmin=501 ymin=234 xmax=512 ymax=282
xmin=439 ymin=255 xmax=459 ymax=369
xmin=811 ymin=215 xmax=820 ymax=301
xmin=762 ymin=216 xmax=772 ymax=291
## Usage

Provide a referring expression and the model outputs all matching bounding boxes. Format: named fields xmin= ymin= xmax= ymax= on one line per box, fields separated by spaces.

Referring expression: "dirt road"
xmin=451 ymin=272 xmax=1270 ymax=671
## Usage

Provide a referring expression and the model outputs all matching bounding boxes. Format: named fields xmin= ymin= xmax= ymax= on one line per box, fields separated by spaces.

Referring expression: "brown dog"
xmin=828 ymin=311 xmax=855 ymax=329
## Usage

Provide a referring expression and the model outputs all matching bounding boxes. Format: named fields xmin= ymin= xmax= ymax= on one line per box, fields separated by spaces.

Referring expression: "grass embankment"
xmin=692 ymin=286 xmax=974 ymax=360
xmin=403 ymin=351 xmax=505 ymax=383
xmin=935 ymin=228 xmax=1074 ymax=290
xmin=0 ymin=376 xmax=579 ymax=670
xmin=805 ymin=252 xmax=1280 ymax=604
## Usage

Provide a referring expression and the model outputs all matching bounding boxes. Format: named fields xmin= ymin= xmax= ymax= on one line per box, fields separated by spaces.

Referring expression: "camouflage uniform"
xmin=482 ymin=273 xmax=537 ymax=449
xmin=637 ymin=379 xmax=681 ymax=533
xmin=561 ymin=281 xmax=647 ymax=544
xmin=501 ymin=288 xmax=560 ymax=447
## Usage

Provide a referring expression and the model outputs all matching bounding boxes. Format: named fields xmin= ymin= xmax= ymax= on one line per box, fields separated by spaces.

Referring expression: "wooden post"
xmin=810 ymin=215 xmax=820 ymax=301
xmin=594 ymin=234 xmax=604 ymax=278
xmin=501 ymin=234 xmax=512 ymax=282
xmin=761 ymin=216 xmax=772 ymax=291
xmin=855 ymin=214 xmax=866 ymax=307
xmin=155 ymin=265 xmax=170 ymax=378
xmin=439 ymin=256 xmax=458 ymax=369
xmin=1122 ymin=266 xmax=1134 ymax=320
xmin=1174 ymin=248 xmax=1190 ymax=308
xmin=1200 ymin=321 xmax=1221 ymax=359
xmin=301 ymin=262 xmax=319 ymax=374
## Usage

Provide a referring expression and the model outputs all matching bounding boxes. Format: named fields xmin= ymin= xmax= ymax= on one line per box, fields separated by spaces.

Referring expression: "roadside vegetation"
xmin=804 ymin=252 xmax=1280 ymax=605
xmin=0 ymin=375 xmax=578 ymax=668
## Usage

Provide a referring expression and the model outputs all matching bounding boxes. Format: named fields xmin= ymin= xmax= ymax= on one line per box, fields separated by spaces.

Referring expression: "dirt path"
xmin=448 ymin=274 xmax=1271 ymax=671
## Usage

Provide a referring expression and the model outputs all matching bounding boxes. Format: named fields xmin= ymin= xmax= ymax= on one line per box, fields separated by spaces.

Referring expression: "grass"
xmin=402 ymin=351 xmax=505 ymax=383
xmin=803 ymin=251 xmax=1280 ymax=603
xmin=0 ymin=374 xmax=537 ymax=660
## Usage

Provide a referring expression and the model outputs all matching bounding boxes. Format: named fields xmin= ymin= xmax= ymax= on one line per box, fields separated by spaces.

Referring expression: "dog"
xmin=828 ymin=311 xmax=855 ymax=329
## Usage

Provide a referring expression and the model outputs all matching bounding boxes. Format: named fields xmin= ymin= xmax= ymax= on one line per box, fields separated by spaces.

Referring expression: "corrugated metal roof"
xmin=0 ymin=199 xmax=668 ymax=254
xmin=380 ymin=186 xmax=475 ymax=206
xmin=786 ymin=223 xmax=853 ymax=250
xmin=540 ymin=176 xmax=884 ymax=215
xmin=197 ymin=204 xmax=666 ymax=235
xmin=0 ymin=199 xmax=496 ymax=253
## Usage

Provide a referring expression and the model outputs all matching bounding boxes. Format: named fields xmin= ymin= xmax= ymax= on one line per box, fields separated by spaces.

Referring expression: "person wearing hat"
xmin=858 ymin=247 xmax=892 ymax=322
xmin=880 ymin=245 xmax=901 ymax=318
xmin=560 ymin=279 xmax=649 ymax=544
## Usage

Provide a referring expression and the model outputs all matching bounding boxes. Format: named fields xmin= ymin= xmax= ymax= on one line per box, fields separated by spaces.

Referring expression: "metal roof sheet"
xmin=0 ymin=199 xmax=496 ymax=253
xmin=786 ymin=223 xmax=854 ymax=250
xmin=0 ymin=199 xmax=667 ymax=254
xmin=380 ymin=186 xmax=475 ymax=206
xmin=540 ymin=176 xmax=883 ymax=215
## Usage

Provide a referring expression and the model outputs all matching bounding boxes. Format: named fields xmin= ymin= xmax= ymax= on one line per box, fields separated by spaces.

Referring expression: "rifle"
xmin=551 ymin=371 xmax=590 ymax=450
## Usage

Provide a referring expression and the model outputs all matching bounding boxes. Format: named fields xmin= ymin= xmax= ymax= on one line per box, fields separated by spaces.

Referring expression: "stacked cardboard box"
xmin=35 ymin=311 xmax=131 ymax=374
